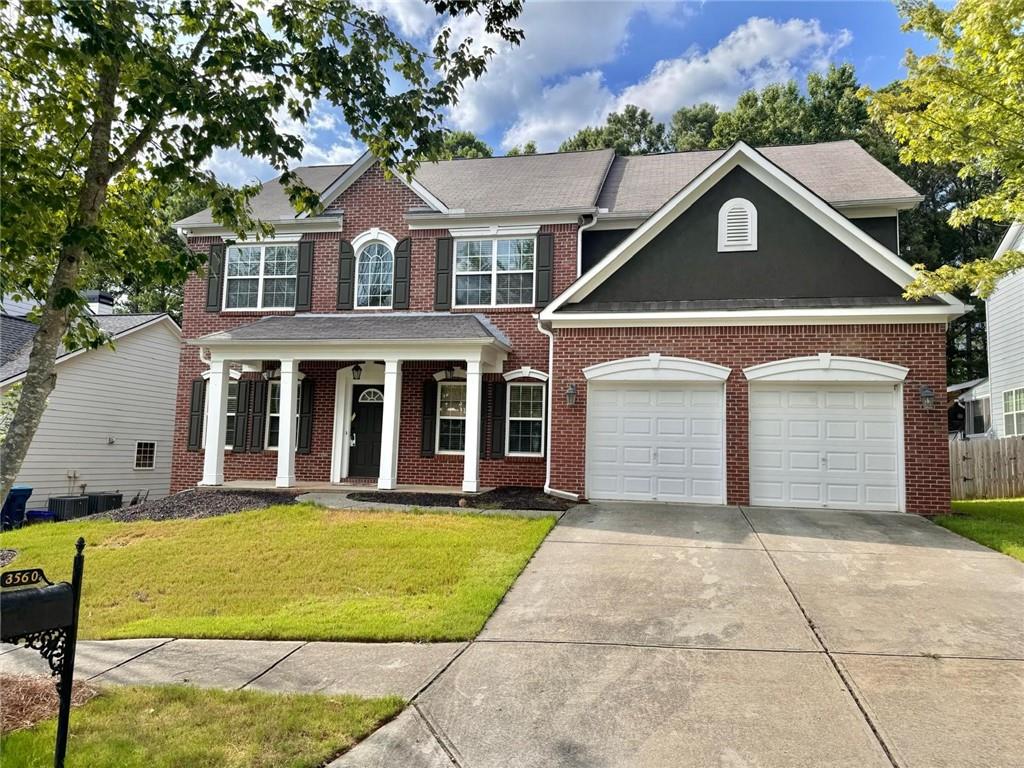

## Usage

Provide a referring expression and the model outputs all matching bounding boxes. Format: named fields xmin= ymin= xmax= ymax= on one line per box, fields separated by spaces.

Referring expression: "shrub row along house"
xmin=172 ymin=141 xmax=964 ymax=514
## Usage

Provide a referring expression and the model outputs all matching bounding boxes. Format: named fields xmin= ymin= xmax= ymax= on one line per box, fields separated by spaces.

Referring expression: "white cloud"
xmin=502 ymin=71 xmax=612 ymax=150
xmin=357 ymin=0 xmax=439 ymax=38
xmin=617 ymin=18 xmax=853 ymax=121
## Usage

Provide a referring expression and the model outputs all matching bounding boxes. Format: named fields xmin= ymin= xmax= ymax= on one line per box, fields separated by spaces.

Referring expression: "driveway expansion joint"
xmin=412 ymin=702 xmax=465 ymax=768
xmin=738 ymin=506 xmax=901 ymax=768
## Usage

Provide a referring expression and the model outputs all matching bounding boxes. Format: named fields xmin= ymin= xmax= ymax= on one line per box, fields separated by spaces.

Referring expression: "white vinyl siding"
xmin=987 ymin=263 xmax=1024 ymax=437
xmin=3 ymin=321 xmax=179 ymax=509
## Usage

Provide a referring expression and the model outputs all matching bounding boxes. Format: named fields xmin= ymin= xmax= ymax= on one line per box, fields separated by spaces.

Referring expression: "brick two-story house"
xmin=171 ymin=140 xmax=964 ymax=514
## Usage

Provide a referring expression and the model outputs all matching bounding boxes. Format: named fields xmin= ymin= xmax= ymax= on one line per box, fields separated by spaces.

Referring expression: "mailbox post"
xmin=0 ymin=538 xmax=85 ymax=768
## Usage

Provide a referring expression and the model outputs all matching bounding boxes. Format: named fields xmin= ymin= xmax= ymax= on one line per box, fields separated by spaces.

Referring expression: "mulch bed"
xmin=0 ymin=674 xmax=98 ymax=734
xmin=348 ymin=486 xmax=577 ymax=512
xmin=95 ymin=489 xmax=299 ymax=523
xmin=0 ymin=549 xmax=17 ymax=567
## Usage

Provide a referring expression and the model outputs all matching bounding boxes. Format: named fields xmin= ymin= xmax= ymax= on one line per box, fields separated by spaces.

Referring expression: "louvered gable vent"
xmin=717 ymin=198 xmax=757 ymax=252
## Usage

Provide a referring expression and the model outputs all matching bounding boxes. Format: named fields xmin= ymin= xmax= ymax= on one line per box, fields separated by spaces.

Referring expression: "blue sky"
xmin=208 ymin=1 xmax=931 ymax=186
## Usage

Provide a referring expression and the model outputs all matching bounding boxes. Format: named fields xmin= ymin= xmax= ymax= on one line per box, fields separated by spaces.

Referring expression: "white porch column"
xmin=378 ymin=359 xmax=402 ymax=490
xmin=462 ymin=359 xmax=482 ymax=493
xmin=200 ymin=357 xmax=230 ymax=486
xmin=276 ymin=359 xmax=299 ymax=488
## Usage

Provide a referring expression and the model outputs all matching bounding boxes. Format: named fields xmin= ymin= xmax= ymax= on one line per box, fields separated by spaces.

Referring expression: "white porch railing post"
xmin=200 ymin=357 xmax=230 ymax=486
xmin=378 ymin=359 xmax=402 ymax=490
xmin=276 ymin=359 xmax=299 ymax=488
xmin=462 ymin=359 xmax=482 ymax=493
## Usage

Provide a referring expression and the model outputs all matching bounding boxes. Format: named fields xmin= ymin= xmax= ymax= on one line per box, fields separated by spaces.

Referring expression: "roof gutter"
xmin=175 ymin=215 xmax=344 ymax=238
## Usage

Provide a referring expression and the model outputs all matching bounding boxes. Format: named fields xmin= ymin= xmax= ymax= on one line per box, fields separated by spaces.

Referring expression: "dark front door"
xmin=350 ymin=385 xmax=385 ymax=477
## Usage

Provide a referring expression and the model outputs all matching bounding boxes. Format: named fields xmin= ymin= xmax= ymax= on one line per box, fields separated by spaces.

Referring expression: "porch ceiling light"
xmin=565 ymin=383 xmax=577 ymax=406
xmin=352 ymin=364 xmax=362 ymax=381
xmin=919 ymin=384 xmax=935 ymax=410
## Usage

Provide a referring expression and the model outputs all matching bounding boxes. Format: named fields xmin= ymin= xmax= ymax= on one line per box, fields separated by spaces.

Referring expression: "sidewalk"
xmin=0 ymin=638 xmax=464 ymax=698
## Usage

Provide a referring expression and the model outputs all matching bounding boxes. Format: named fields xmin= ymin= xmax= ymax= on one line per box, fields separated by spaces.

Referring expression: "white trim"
xmin=541 ymin=141 xmax=964 ymax=321
xmin=222 ymin=241 xmax=300 ymax=312
xmin=505 ymin=381 xmax=545 ymax=457
xmin=177 ymin=217 xmax=343 ymax=238
xmin=332 ymin=362 xmax=386 ymax=482
xmin=433 ymin=366 xmax=467 ymax=382
xmin=358 ymin=388 xmax=385 ymax=403
xmin=717 ymin=198 xmax=757 ymax=252
xmin=133 ymin=440 xmax=157 ymax=471
xmin=200 ymin=369 xmax=242 ymax=451
xmin=264 ymin=373 xmax=306 ymax=451
xmin=352 ymin=229 xmax=398 ymax=310
xmin=1 ymin=314 xmax=181 ymax=388
xmin=436 ymin=379 xmax=468 ymax=455
xmin=448 ymin=224 xmax=540 ymax=238
xmin=452 ymin=235 xmax=537 ymax=309
xmin=993 ymin=221 xmax=1024 ymax=261
xmin=316 ymin=150 xmax=451 ymax=215
xmin=584 ymin=354 xmax=731 ymax=383
xmin=503 ymin=366 xmax=549 ymax=382
xmin=743 ymin=354 xmax=909 ymax=383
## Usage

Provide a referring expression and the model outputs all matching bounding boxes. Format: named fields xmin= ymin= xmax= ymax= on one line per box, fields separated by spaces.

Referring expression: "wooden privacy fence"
xmin=949 ymin=436 xmax=1024 ymax=500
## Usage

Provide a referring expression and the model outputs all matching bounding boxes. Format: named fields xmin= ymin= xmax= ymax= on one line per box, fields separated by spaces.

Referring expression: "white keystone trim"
xmin=351 ymin=227 xmax=399 ymax=252
xmin=433 ymin=367 xmax=468 ymax=381
xmin=542 ymin=141 xmax=965 ymax=322
xmin=584 ymin=354 xmax=731 ymax=383
xmin=743 ymin=353 xmax=909 ymax=383
xmin=503 ymin=366 xmax=549 ymax=382
xmin=448 ymin=224 xmax=541 ymax=238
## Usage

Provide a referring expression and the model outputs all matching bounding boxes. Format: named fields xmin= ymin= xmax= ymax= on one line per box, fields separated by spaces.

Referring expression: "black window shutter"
xmin=187 ymin=378 xmax=207 ymax=451
xmin=248 ymin=380 xmax=268 ymax=453
xmin=337 ymin=240 xmax=355 ymax=310
xmin=421 ymin=378 xmax=438 ymax=457
xmin=434 ymin=237 xmax=453 ymax=310
xmin=206 ymin=243 xmax=226 ymax=312
xmin=490 ymin=381 xmax=506 ymax=458
xmin=393 ymin=237 xmax=412 ymax=309
xmin=232 ymin=379 xmax=252 ymax=453
xmin=536 ymin=233 xmax=554 ymax=307
xmin=295 ymin=241 xmax=314 ymax=311
xmin=297 ymin=381 xmax=314 ymax=454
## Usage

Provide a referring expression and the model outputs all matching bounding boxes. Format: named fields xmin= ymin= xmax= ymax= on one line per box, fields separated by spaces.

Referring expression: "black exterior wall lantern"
xmin=351 ymin=363 xmax=362 ymax=381
xmin=565 ymin=383 xmax=577 ymax=406
xmin=919 ymin=385 xmax=936 ymax=410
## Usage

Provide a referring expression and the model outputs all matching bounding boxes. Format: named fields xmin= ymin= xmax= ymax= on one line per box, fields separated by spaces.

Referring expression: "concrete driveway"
xmin=337 ymin=504 xmax=1024 ymax=768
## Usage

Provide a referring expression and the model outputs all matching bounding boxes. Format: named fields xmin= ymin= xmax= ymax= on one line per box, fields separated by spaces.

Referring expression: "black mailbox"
xmin=0 ymin=583 xmax=74 ymax=638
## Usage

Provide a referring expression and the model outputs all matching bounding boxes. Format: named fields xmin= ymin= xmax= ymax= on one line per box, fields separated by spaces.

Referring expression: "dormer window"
xmin=718 ymin=198 xmax=757 ymax=252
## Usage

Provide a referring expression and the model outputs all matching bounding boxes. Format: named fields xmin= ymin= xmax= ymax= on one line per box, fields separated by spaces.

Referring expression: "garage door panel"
xmin=587 ymin=382 xmax=724 ymax=503
xmin=749 ymin=383 xmax=901 ymax=512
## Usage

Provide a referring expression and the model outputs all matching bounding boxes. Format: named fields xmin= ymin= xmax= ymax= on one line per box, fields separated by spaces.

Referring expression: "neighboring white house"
xmin=0 ymin=309 xmax=181 ymax=510
xmin=954 ymin=222 xmax=1024 ymax=439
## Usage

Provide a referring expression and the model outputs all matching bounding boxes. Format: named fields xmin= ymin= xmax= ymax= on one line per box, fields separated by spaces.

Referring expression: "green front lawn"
xmin=1 ymin=685 xmax=402 ymax=768
xmin=0 ymin=504 xmax=554 ymax=641
xmin=936 ymin=498 xmax=1024 ymax=562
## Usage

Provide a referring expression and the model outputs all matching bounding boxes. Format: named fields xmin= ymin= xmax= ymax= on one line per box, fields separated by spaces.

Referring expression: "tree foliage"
xmin=0 ymin=0 xmax=523 ymax=496
xmin=668 ymin=103 xmax=719 ymax=152
xmin=560 ymin=105 xmax=669 ymax=155
xmin=440 ymin=130 xmax=493 ymax=159
xmin=505 ymin=140 xmax=537 ymax=156
xmin=864 ymin=0 xmax=1024 ymax=298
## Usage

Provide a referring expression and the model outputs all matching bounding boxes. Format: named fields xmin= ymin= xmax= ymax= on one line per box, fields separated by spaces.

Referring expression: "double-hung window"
xmin=454 ymin=238 xmax=535 ymax=307
xmin=266 ymin=380 xmax=303 ymax=449
xmin=506 ymin=383 xmax=544 ymax=456
xmin=224 ymin=243 xmax=298 ymax=310
xmin=202 ymin=378 xmax=238 ymax=450
xmin=437 ymin=382 xmax=467 ymax=453
xmin=1004 ymin=388 xmax=1024 ymax=436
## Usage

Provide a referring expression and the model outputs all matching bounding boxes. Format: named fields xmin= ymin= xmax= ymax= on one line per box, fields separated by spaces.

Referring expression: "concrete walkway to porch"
xmin=0 ymin=637 xmax=465 ymax=699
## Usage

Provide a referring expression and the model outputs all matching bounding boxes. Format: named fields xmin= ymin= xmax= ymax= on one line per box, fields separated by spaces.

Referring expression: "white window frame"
xmin=717 ymin=198 xmax=757 ymax=252
xmin=222 ymin=240 xmax=300 ymax=312
xmin=436 ymin=380 xmax=467 ymax=455
xmin=965 ymin=395 xmax=991 ymax=436
xmin=266 ymin=378 xmax=304 ymax=452
xmin=202 ymin=370 xmax=242 ymax=451
xmin=1003 ymin=388 xmax=1024 ymax=436
xmin=352 ymin=228 xmax=399 ymax=310
xmin=505 ymin=381 xmax=545 ymax=457
xmin=133 ymin=440 xmax=157 ymax=471
xmin=452 ymin=237 xmax=536 ymax=308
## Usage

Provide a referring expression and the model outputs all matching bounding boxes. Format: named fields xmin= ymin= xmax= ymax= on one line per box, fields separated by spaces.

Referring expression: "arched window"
xmin=718 ymin=198 xmax=757 ymax=252
xmin=356 ymin=242 xmax=394 ymax=308
xmin=358 ymin=388 xmax=384 ymax=403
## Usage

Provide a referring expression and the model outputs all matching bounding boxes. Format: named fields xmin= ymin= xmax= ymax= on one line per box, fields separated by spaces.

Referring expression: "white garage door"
xmin=586 ymin=383 xmax=725 ymax=503
xmin=749 ymin=384 xmax=902 ymax=511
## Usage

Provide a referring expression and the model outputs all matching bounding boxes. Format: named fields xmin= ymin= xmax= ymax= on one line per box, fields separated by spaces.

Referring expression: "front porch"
xmin=191 ymin=314 xmax=512 ymax=494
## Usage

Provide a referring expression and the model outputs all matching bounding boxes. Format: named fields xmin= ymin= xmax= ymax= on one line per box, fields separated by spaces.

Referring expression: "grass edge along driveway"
xmin=936 ymin=498 xmax=1024 ymax=562
xmin=0 ymin=684 xmax=403 ymax=768
xmin=0 ymin=504 xmax=555 ymax=641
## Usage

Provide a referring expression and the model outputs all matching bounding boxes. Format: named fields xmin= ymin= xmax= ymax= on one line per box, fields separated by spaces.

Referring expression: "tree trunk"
xmin=0 ymin=61 xmax=121 ymax=502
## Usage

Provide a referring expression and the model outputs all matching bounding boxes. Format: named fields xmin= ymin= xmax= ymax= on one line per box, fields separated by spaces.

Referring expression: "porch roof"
xmin=191 ymin=312 xmax=512 ymax=350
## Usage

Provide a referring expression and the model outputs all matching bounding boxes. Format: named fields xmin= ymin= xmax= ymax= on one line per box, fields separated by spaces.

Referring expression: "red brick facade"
xmin=171 ymin=162 xmax=951 ymax=515
xmin=548 ymin=324 xmax=950 ymax=515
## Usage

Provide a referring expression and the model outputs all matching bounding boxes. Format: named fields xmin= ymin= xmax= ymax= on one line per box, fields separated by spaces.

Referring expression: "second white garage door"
xmin=748 ymin=384 xmax=903 ymax=511
xmin=586 ymin=383 xmax=725 ymax=503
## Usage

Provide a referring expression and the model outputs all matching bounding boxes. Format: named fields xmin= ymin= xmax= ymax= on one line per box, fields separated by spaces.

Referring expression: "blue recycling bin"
xmin=2 ymin=485 xmax=32 ymax=530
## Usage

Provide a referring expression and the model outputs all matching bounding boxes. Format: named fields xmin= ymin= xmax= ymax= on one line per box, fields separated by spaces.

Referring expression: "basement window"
xmin=717 ymin=198 xmax=757 ymax=252
xmin=134 ymin=441 xmax=156 ymax=470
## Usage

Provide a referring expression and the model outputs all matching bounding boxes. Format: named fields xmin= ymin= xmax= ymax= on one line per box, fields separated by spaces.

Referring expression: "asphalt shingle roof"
xmin=0 ymin=314 xmax=167 ymax=384
xmin=198 ymin=313 xmax=512 ymax=347
xmin=0 ymin=316 xmax=38 ymax=367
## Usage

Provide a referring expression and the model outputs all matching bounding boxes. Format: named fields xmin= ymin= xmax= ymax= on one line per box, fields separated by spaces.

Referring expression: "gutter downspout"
xmin=536 ymin=317 xmax=578 ymax=501
xmin=576 ymin=211 xmax=599 ymax=278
